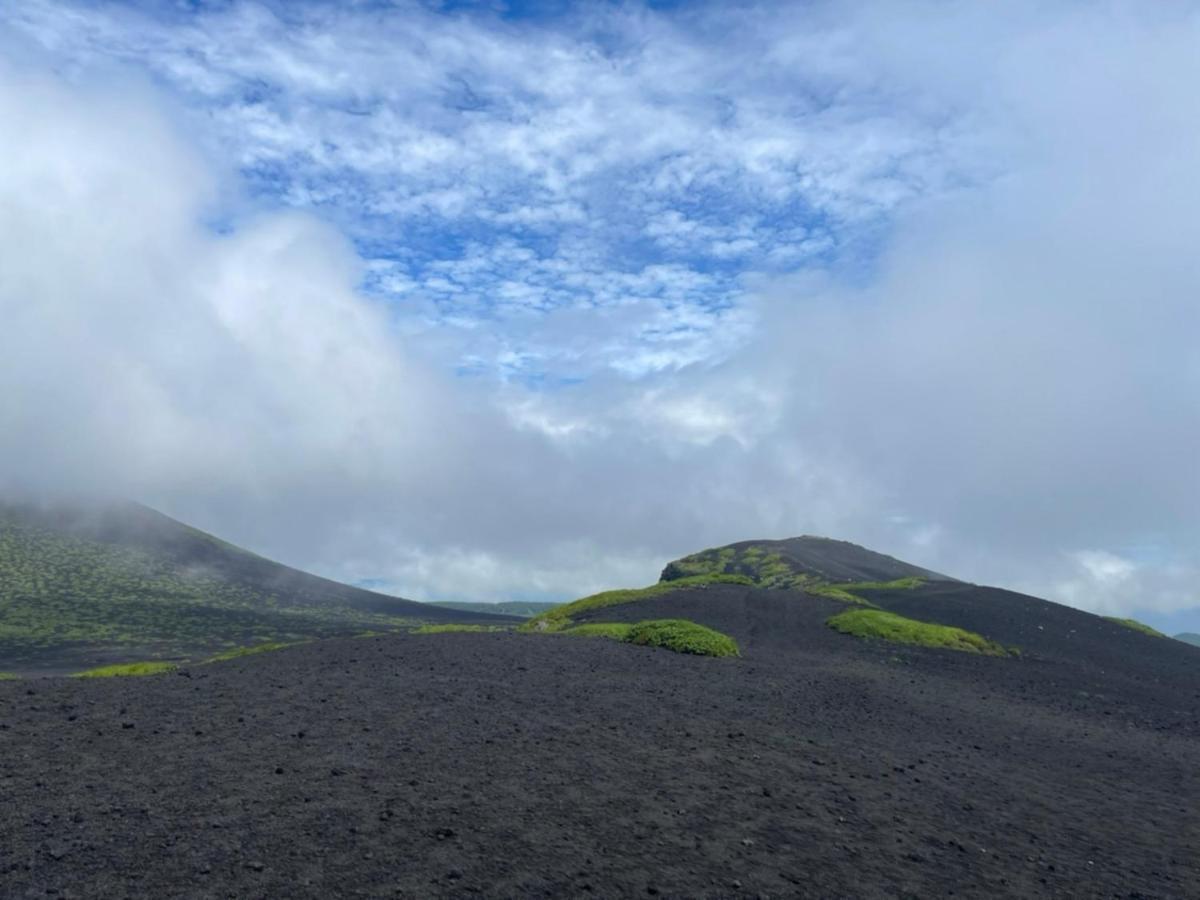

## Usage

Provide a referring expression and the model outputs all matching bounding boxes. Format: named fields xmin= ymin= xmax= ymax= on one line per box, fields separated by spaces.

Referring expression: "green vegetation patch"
xmin=521 ymin=573 xmax=753 ymax=633
xmin=563 ymin=622 xmax=634 ymax=640
xmin=662 ymin=543 xmax=926 ymax=605
xmin=411 ymin=623 xmax=509 ymax=635
xmin=73 ymin=661 xmax=178 ymax=678
xmin=662 ymin=545 xmax=821 ymax=590
xmin=0 ymin=672 xmax=19 ymax=681
xmin=1104 ymin=617 xmax=1167 ymax=638
xmin=206 ymin=640 xmax=307 ymax=663
xmin=624 ymin=619 xmax=740 ymax=657
xmin=827 ymin=608 xmax=1013 ymax=657
xmin=554 ymin=618 xmax=738 ymax=656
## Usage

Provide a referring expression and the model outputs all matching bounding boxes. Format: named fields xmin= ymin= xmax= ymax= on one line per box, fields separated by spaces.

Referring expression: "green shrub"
xmin=1104 ymin=616 xmax=1166 ymax=638
xmin=206 ymin=640 xmax=306 ymax=662
xmin=827 ymin=608 xmax=1012 ymax=656
xmin=563 ymin=622 xmax=634 ymax=640
xmin=522 ymin=574 xmax=753 ymax=633
xmin=411 ymin=623 xmax=508 ymax=635
xmin=624 ymin=619 xmax=740 ymax=657
xmin=73 ymin=661 xmax=178 ymax=678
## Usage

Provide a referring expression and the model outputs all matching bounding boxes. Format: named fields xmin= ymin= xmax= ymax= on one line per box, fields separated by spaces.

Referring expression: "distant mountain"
xmin=661 ymin=535 xmax=954 ymax=589
xmin=0 ymin=500 xmax=514 ymax=672
xmin=1175 ymin=633 xmax=1200 ymax=647
xmin=429 ymin=600 xmax=559 ymax=618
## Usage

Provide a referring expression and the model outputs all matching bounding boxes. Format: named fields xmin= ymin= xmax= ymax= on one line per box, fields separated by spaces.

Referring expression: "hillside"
xmin=1176 ymin=632 xmax=1200 ymax=647
xmin=661 ymin=535 xmax=954 ymax=588
xmin=0 ymin=501 xmax=515 ymax=672
xmin=2 ymin=536 xmax=1196 ymax=897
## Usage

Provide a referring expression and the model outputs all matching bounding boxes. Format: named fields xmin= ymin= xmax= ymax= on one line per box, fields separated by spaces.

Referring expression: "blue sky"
xmin=1 ymin=1 xmax=1198 ymax=629
xmin=6 ymin=0 xmax=960 ymax=381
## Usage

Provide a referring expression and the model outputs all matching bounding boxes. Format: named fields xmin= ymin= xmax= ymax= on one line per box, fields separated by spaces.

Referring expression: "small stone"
xmin=247 ymin=861 xmax=265 ymax=872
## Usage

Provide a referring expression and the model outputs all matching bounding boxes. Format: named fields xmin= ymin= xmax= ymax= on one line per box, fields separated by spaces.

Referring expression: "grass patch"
xmin=72 ymin=661 xmax=178 ymax=678
xmin=563 ymin=622 xmax=634 ymax=641
xmin=411 ymin=623 xmax=508 ymax=635
xmin=837 ymin=576 xmax=926 ymax=592
xmin=521 ymin=573 xmax=754 ymax=633
xmin=556 ymin=618 xmax=738 ymax=656
xmin=1104 ymin=616 xmax=1167 ymax=638
xmin=0 ymin=672 xmax=19 ymax=680
xmin=206 ymin=640 xmax=306 ymax=662
xmin=624 ymin=619 xmax=740 ymax=657
xmin=661 ymin=542 xmax=927 ymax=604
xmin=827 ymin=608 xmax=1013 ymax=656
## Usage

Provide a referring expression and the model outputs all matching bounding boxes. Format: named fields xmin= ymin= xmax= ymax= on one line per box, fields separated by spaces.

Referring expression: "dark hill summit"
xmin=661 ymin=535 xmax=954 ymax=588
xmin=0 ymin=500 xmax=515 ymax=672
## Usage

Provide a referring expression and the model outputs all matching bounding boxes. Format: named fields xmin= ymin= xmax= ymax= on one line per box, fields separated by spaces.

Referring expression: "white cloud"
xmin=0 ymin=2 xmax=1197 ymax=628
xmin=0 ymin=0 xmax=982 ymax=383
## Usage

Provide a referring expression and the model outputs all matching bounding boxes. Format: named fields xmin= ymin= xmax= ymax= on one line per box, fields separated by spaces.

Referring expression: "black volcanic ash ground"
xmin=2 ymin=584 xmax=1198 ymax=898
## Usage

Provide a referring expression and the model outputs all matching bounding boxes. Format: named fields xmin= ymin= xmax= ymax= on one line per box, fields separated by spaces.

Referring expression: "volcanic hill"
xmin=0 ymin=500 xmax=514 ymax=673
xmin=1 ymin=535 xmax=1197 ymax=897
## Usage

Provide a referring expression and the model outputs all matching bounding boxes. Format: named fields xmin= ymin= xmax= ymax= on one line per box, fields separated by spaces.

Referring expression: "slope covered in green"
xmin=0 ymin=501 xmax=511 ymax=671
xmin=521 ymin=574 xmax=754 ymax=632
xmin=660 ymin=536 xmax=952 ymax=590
xmin=1104 ymin=617 xmax=1167 ymax=638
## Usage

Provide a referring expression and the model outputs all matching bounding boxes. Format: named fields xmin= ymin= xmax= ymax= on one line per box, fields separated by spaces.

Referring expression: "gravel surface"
xmin=2 ymin=584 xmax=1198 ymax=898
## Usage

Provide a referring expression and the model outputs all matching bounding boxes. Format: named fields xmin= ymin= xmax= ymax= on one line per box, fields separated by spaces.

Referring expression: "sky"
xmin=0 ymin=0 xmax=1197 ymax=630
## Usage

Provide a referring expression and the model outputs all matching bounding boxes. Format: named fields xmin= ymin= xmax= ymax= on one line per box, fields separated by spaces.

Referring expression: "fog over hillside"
xmin=0 ymin=1 xmax=1196 ymax=628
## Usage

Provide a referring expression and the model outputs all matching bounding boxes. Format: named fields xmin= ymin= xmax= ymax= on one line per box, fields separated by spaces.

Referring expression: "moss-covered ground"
xmin=624 ymin=619 xmax=739 ymax=657
xmin=1104 ymin=617 xmax=1166 ymax=638
xmin=663 ymin=544 xmax=823 ymax=590
xmin=411 ymin=623 xmax=510 ymax=635
xmin=205 ymin=641 xmax=308 ymax=662
xmin=827 ymin=608 xmax=1014 ymax=656
xmin=72 ymin=661 xmax=178 ymax=678
xmin=520 ymin=574 xmax=754 ymax=633
xmin=660 ymin=542 xmax=927 ymax=606
xmin=556 ymin=618 xmax=738 ymax=657
xmin=563 ymin=622 xmax=634 ymax=640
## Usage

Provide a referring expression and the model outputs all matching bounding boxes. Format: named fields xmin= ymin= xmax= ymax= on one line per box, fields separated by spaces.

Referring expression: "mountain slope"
xmin=1176 ymin=632 xmax=1200 ymax=647
xmin=3 ymin=572 xmax=1196 ymax=896
xmin=661 ymin=535 xmax=954 ymax=588
xmin=0 ymin=501 xmax=515 ymax=672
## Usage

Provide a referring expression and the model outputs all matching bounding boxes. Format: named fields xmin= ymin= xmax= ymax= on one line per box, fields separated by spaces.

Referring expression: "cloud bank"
xmin=0 ymin=1 xmax=1196 ymax=627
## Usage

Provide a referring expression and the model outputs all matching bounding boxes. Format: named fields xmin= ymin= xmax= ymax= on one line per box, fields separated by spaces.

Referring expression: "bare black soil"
xmin=2 ymin=584 xmax=1198 ymax=898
